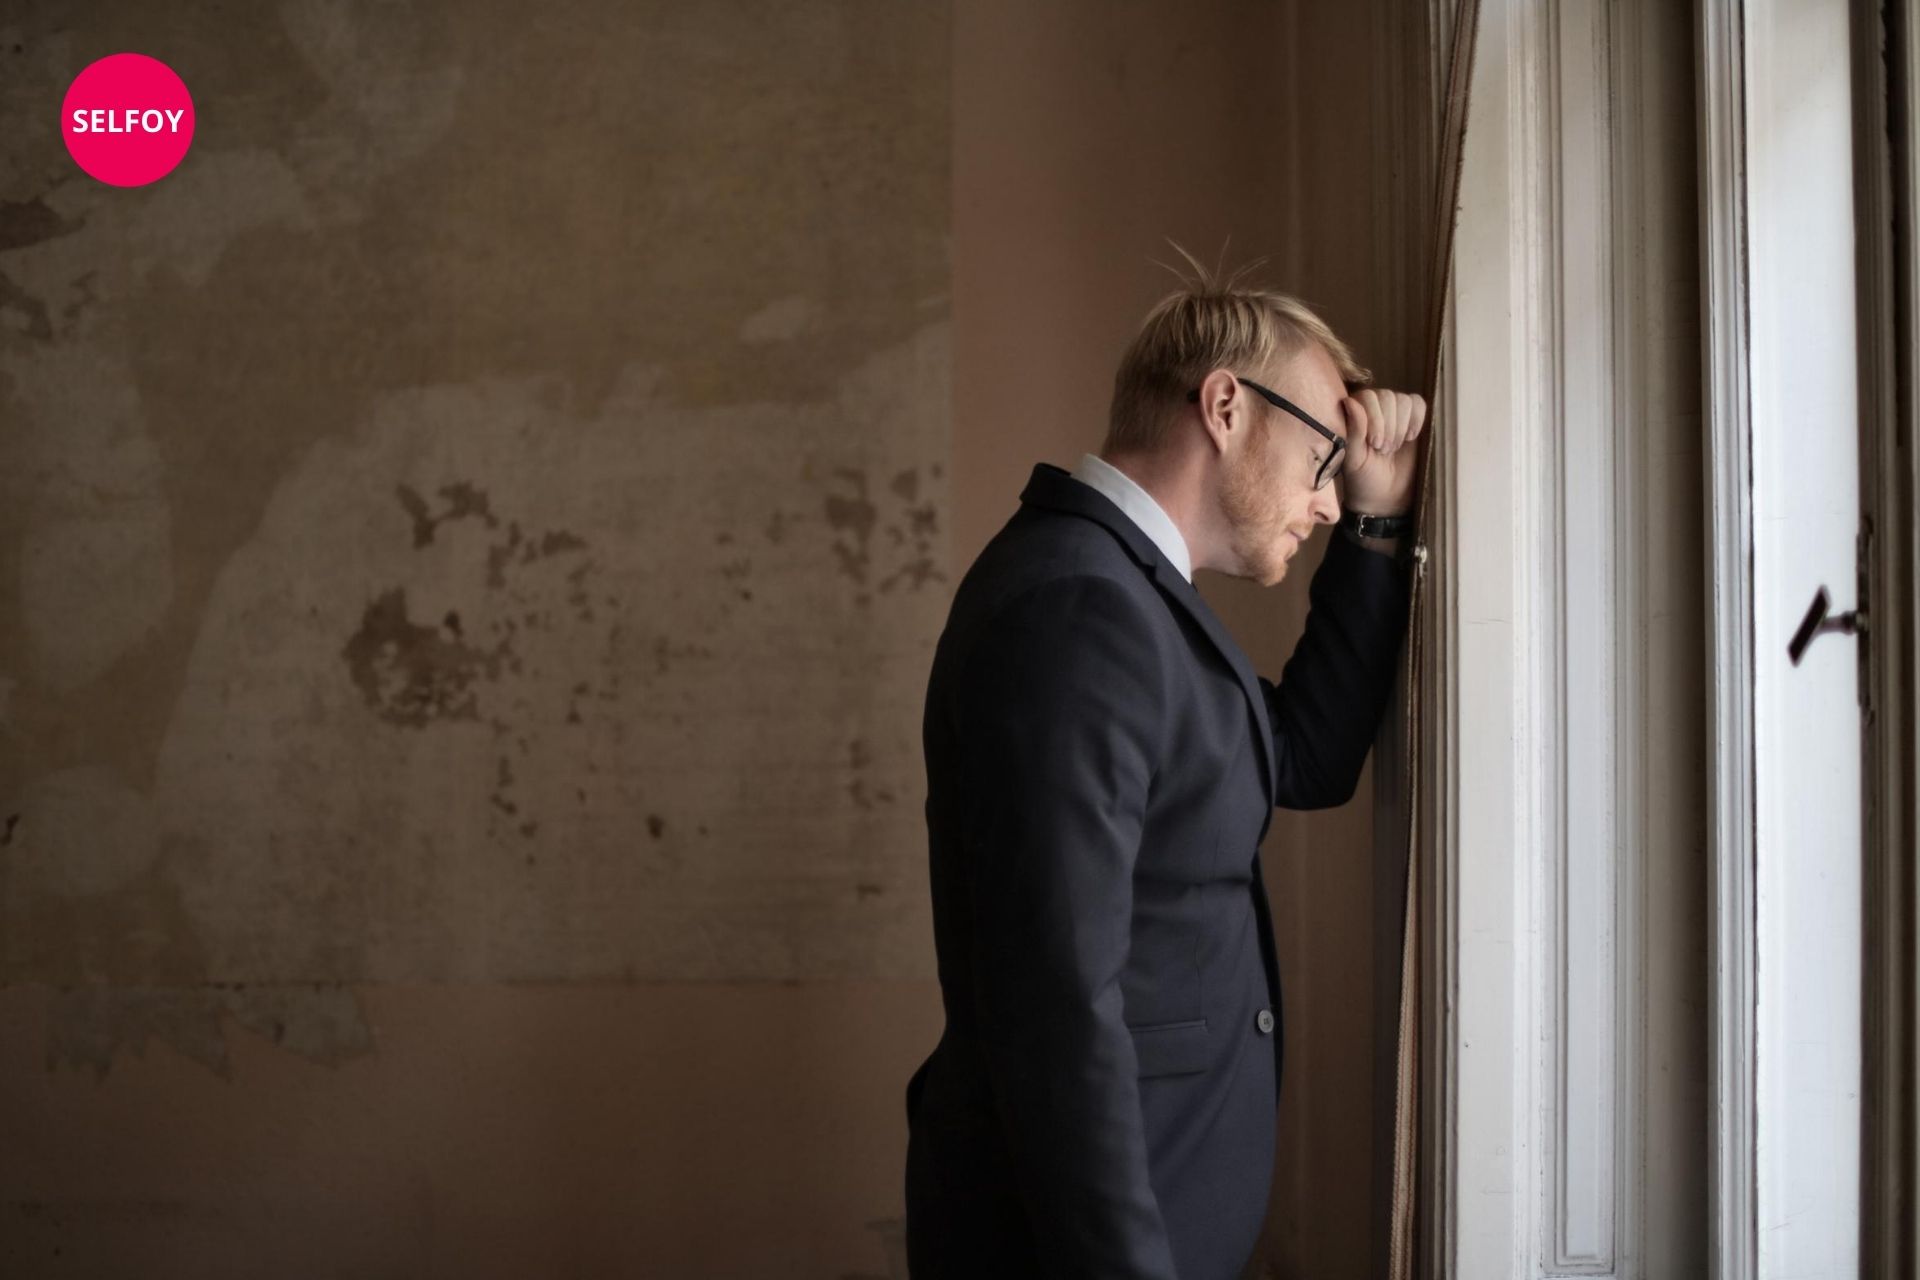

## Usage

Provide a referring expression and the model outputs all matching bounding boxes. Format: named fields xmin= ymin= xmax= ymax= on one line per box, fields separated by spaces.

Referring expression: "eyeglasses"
xmin=1186 ymin=375 xmax=1345 ymax=490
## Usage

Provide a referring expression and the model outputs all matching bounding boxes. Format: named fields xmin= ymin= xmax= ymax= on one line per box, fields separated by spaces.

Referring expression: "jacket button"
xmin=1255 ymin=1008 xmax=1275 ymax=1035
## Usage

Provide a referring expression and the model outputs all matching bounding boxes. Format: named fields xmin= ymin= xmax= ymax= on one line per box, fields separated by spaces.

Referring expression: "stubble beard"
xmin=1219 ymin=434 xmax=1292 ymax=587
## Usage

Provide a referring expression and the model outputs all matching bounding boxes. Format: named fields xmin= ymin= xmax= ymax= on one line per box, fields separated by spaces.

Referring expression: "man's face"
xmin=1216 ymin=346 xmax=1346 ymax=586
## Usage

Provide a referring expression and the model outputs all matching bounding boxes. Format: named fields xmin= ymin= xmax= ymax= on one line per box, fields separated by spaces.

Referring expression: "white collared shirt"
xmin=1068 ymin=452 xmax=1193 ymax=583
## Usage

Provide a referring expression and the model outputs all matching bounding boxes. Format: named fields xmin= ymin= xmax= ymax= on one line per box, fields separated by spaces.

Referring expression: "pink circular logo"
xmin=62 ymin=53 xmax=195 ymax=187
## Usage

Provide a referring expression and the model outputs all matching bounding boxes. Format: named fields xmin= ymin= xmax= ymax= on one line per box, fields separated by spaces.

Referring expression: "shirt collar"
xmin=1067 ymin=452 xmax=1193 ymax=583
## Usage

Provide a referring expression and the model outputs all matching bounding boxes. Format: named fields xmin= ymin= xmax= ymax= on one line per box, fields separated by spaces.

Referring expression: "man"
xmin=903 ymin=263 xmax=1425 ymax=1279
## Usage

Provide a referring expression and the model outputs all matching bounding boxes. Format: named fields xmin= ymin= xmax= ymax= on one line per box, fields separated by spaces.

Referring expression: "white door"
xmin=1703 ymin=1 xmax=1869 ymax=1275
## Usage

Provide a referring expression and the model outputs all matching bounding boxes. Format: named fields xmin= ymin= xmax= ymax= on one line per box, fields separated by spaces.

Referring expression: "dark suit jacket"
xmin=903 ymin=461 xmax=1411 ymax=1279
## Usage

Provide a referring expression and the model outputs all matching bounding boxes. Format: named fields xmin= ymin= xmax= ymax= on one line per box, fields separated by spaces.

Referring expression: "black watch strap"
xmin=1342 ymin=509 xmax=1415 ymax=541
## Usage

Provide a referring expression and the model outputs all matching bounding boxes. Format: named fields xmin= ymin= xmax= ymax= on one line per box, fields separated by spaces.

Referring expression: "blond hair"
xmin=1104 ymin=242 xmax=1370 ymax=455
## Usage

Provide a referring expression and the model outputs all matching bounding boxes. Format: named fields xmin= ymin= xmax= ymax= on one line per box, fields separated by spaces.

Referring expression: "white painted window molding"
xmin=1698 ymin=0 xmax=1873 ymax=1276
xmin=1438 ymin=0 xmax=1666 ymax=1274
xmin=1694 ymin=0 xmax=1759 ymax=1273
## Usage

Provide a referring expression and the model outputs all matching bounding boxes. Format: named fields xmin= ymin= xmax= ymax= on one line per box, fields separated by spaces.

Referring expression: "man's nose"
xmin=1310 ymin=484 xmax=1341 ymax=525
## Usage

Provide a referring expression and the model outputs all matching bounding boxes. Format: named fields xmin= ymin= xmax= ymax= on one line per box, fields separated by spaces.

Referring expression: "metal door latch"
xmin=1787 ymin=585 xmax=1867 ymax=667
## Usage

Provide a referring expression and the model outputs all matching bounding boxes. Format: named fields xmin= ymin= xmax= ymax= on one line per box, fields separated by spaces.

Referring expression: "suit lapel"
xmin=1018 ymin=463 xmax=1278 ymax=813
xmin=1146 ymin=559 xmax=1278 ymax=814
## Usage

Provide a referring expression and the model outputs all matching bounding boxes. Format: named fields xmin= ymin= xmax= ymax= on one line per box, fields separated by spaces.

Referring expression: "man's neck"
xmin=1099 ymin=448 xmax=1216 ymax=574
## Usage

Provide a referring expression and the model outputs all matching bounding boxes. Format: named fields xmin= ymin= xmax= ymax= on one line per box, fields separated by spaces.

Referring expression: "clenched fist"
xmin=1338 ymin=388 xmax=1428 ymax=516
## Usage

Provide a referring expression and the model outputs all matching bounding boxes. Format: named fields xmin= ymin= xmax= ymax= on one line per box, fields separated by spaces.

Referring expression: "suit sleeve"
xmin=954 ymin=573 xmax=1180 ymax=1280
xmin=1260 ymin=529 xmax=1413 ymax=809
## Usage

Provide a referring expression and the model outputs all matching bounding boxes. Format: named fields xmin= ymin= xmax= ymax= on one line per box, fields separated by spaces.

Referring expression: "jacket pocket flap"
xmin=1127 ymin=1018 xmax=1210 ymax=1078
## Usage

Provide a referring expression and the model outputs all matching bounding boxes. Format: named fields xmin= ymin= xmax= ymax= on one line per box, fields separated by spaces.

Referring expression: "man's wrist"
xmin=1340 ymin=507 xmax=1414 ymax=542
xmin=1334 ymin=508 xmax=1413 ymax=561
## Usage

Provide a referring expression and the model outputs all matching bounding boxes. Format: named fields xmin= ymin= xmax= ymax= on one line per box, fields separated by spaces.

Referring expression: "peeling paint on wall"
xmin=0 ymin=0 xmax=951 ymax=1040
xmin=340 ymin=587 xmax=506 ymax=727
xmin=128 ymin=331 xmax=948 ymax=985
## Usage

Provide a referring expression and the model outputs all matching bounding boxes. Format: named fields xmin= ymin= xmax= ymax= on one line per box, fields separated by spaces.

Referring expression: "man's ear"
xmin=1196 ymin=367 xmax=1238 ymax=413
xmin=1194 ymin=369 xmax=1241 ymax=445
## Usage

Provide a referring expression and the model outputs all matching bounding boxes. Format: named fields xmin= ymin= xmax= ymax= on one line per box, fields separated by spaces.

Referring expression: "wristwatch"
xmin=1341 ymin=509 xmax=1415 ymax=541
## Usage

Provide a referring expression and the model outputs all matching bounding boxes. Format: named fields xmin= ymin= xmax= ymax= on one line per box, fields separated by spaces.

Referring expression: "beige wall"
xmin=3 ymin=2 xmax=946 ymax=1276
xmin=0 ymin=2 xmax=1431 ymax=1276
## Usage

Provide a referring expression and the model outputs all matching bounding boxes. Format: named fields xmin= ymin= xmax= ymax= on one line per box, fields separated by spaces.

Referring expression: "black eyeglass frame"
xmin=1185 ymin=375 xmax=1346 ymax=490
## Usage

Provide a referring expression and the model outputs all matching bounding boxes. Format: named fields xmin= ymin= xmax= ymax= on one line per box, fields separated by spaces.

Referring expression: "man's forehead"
xmin=1266 ymin=348 xmax=1348 ymax=435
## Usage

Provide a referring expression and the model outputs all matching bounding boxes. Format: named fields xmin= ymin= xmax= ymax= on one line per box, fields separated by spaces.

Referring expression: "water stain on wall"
xmin=0 ymin=0 xmax=948 ymax=1070
xmin=341 ymin=588 xmax=505 ymax=728
xmin=0 ymin=197 xmax=83 ymax=254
